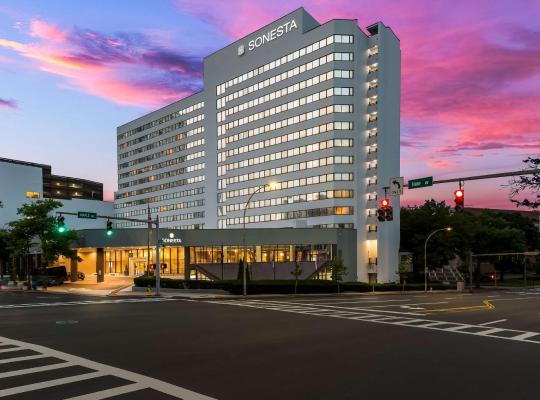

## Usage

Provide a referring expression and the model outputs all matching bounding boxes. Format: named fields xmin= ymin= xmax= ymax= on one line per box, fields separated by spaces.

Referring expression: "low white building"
xmin=0 ymin=157 xmax=113 ymax=230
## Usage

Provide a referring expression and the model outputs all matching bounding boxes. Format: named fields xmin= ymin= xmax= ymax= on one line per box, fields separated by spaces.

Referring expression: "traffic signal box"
xmin=378 ymin=198 xmax=393 ymax=222
xmin=56 ymin=215 xmax=66 ymax=233
xmin=454 ymin=189 xmax=465 ymax=212
xmin=106 ymin=220 xmax=113 ymax=236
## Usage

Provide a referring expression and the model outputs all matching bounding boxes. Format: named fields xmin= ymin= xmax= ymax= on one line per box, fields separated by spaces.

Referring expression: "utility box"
xmin=457 ymin=281 xmax=465 ymax=292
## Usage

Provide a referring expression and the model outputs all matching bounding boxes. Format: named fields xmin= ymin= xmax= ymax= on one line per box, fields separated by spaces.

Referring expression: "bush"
xmin=133 ymin=276 xmax=455 ymax=294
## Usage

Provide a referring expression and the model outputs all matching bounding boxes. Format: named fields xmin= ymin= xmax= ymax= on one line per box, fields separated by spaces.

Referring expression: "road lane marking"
xmin=478 ymin=319 xmax=507 ymax=326
xmin=422 ymin=300 xmax=494 ymax=314
xmin=64 ymin=383 xmax=146 ymax=400
xmin=0 ymin=335 xmax=216 ymax=399
xmin=207 ymin=299 xmax=540 ymax=345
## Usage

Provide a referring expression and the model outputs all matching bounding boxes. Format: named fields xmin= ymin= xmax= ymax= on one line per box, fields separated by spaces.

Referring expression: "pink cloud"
xmin=30 ymin=20 xmax=66 ymax=41
xmin=0 ymin=21 xmax=202 ymax=108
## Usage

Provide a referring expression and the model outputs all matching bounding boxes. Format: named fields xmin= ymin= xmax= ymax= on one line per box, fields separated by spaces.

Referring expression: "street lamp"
xmin=424 ymin=227 xmax=452 ymax=292
xmin=243 ymin=182 xmax=277 ymax=296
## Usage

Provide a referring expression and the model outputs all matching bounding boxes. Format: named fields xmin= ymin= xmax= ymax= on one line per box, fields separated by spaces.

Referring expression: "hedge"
xmin=134 ymin=276 xmax=455 ymax=294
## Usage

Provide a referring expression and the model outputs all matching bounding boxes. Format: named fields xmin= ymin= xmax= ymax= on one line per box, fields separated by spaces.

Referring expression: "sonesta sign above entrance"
xmin=245 ymin=20 xmax=298 ymax=53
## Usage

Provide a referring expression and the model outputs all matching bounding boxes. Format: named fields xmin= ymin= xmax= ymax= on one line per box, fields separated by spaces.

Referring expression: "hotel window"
xmin=25 ymin=191 xmax=40 ymax=199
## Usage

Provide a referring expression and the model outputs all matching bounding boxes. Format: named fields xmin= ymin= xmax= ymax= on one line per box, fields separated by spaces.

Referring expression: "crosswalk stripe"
xmin=0 ymin=335 xmax=216 ymax=399
xmin=208 ymin=299 xmax=540 ymax=345
xmin=0 ymin=298 xmax=176 ymax=310
xmin=0 ymin=361 xmax=74 ymax=379
xmin=0 ymin=371 xmax=107 ymax=397
xmin=0 ymin=354 xmax=49 ymax=364
xmin=0 ymin=347 xmax=22 ymax=354
xmin=63 ymin=383 xmax=146 ymax=400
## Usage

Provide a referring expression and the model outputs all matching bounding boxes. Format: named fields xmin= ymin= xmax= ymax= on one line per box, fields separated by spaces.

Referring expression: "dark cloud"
xmin=0 ymin=98 xmax=17 ymax=109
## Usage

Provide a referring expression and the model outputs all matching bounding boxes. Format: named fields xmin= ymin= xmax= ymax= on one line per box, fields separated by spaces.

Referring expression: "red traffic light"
xmin=454 ymin=189 xmax=464 ymax=198
xmin=380 ymin=198 xmax=390 ymax=208
xmin=454 ymin=189 xmax=465 ymax=212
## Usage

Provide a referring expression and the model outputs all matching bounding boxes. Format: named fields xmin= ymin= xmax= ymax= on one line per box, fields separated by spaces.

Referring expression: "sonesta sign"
xmin=245 ymin=20 xmax=298 ymax=52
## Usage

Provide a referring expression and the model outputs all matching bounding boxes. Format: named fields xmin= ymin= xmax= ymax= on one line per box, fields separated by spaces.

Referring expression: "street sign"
xmin=408 ymin=176 xmax=433 ymax=189
xmin=390 ymin=177 xmax=404 ymax=195
xmin=77 ymin=211 xmax=97 ymax=219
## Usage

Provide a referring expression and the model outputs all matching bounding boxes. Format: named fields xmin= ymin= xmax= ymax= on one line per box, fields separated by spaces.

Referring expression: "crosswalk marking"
xmin=0 ymin=297 xmax=177 ymax=310
xmin=64 ymin=383 xmax=146 ymax=400
xmin=0 ymin=361 xmax=74 ymax=379
xmin=0 ymin=371 xmax=107 ymax=397
xmin=207 ymin=299 xmax=540 ymax=345
xmin=0 ymin=335 xmax=216 ymax=399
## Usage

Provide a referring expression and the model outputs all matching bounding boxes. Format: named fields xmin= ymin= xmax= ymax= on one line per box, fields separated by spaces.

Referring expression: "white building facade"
xmin=115 ymin=8 xmax=400 ymax=282
xmin=0 ymin=158 xmax=113 ymax=230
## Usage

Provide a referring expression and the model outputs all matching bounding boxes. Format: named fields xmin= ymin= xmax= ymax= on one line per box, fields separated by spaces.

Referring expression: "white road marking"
xmin=0 ymin=371 xmax=107 ymax=397
xmin=64 ymin=383 xmax=146 ymax=400
xmin=0 ymin=335 xmax=216 ymax=399
xmin=478 ymin=319 xmax=507 ymax=326
xmin=0 ymin=361 xmax=74 ymax=379
xmin=0 ymin=298 xmax=177 ymax=310
xmin=208 ymin=299 xmax=540 ymax=345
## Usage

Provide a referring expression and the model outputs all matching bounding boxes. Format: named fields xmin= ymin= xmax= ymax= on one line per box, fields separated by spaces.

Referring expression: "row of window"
xmin=219 ymin=104 xmax=354 ymax=146
xmin=116 ymin=175 xmax=205 ymax=199
xmin=220 ymin=121 xmax=353 ymax=161
xmin=219 ymin=87 xmax=353 ymax=133
xmin=217 ymin=34 xmax=354 ymax=96
xmin=224 ymin=189 xmax=354 ymax=213
xmin=117 ymin=102 xmax=204 ymax=141
xmin=223 ymin=155 xmax=354 ymax=187
xmin=117 ymin=199 xmax=205 ymax=218
xmin=118 ymin=139 xmax=205 ymax=171
xmin=114 ymin=187 xmax=205 ymax=209
xmin=223 ymin=172 xmax=354 ymax=200
xmin=217 ymin=52 xmax=354 ymax=110
xmin=118 ymin=125 xmax=203 ymax=157
xmin=313 ymin=223 xmax=354 ymax=228
xmin=225 ymin=206 xmax=354 ymax=226
xmin=118 ymin=151 xmax=205 ymax=180
xmin=218 ymin=69 xmax=354 ymax=121
xmin=117 ymin=211 xmax=206 ymax=228
xmin=223 ymin=139 xmax=354 ymax=173
xmin=118 ymin=163 xmax=205 ymax=189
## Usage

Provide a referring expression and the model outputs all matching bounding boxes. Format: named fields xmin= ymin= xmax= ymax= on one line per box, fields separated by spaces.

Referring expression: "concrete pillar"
xmin=70 ymin=257 xmax=78 ymax=282
xmin=184 ymin=246 xmax=190 ymax=281
xmin=96 ymin=248 xmax=105 ymax=283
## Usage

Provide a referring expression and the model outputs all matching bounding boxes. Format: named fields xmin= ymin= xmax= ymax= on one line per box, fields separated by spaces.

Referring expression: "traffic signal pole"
xmin=56 ymin=211 xmax=162 ymax=294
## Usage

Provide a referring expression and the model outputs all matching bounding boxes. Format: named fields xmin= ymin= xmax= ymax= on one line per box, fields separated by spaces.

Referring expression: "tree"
xmin=331 ymin=257 xmax=347 ymax=293
xmin=509 ymin=157 xmax=540 ymax=209
xmin=290 ymin=262 xmax=302 ymax=295
xmin=7 ymin=199 xmax=80 ymax=281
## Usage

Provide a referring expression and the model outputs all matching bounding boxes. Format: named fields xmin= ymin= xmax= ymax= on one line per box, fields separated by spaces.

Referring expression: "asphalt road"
xmin=0 ymin=289 xmax=539 ymax=399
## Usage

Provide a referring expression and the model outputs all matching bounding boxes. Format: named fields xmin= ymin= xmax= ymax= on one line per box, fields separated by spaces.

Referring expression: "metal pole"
xmin=147 ymin=205 xmax=151 ymax=275
xmin=155 ymin=216 xmax=160 ymax=296
xmin=424 ymin=228 xmax=450 ymax=293
xmin=524 ymin=256 xmax=527 ymax=288
xmin=469 ymin=252 xmax=474 ymax=293
xmin=242 ymin=185 xmax=266 ymax=296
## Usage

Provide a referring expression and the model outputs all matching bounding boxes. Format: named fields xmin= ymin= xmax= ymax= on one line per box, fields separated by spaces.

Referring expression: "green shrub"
xmin=133 ymin=276 xmax=455 ymax=294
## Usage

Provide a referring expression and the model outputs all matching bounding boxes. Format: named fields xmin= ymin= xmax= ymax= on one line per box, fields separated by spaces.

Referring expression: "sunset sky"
xmin=1 ymin=0 xmax=539 ymax=209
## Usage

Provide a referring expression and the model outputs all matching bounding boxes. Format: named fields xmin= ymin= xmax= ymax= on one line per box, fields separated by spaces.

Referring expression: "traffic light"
xmin=377 ymin=207 xmax=386 ymax=221
xmin=386 ymin=206 xmax=394 ymax=221
xmin=106 ymin=220 xmax=113 ymax=236
xmin=380 ymin=198 xmax=389 ymax=208
xmin=56 ymin=215 xmax=66 ymax=233
xmin=454 ymin=189 xmax=465 ymax=212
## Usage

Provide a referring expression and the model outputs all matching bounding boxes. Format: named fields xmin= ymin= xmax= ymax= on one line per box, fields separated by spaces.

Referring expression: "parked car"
xmin=39 ymin=266 xmax=68 ymax=286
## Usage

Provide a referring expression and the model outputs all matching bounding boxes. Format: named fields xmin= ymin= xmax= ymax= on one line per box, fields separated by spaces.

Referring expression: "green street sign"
xmin=408 ymin=177 xmax=433 ymax=189
xmin=78 ymin=211 xmax=97 ymax=219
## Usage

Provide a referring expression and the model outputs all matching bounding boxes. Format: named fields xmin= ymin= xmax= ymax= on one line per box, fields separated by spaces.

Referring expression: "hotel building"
xmin=112 ymin=8 xmax=400 ymax=283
